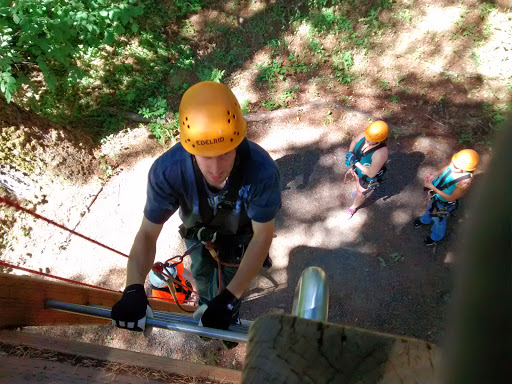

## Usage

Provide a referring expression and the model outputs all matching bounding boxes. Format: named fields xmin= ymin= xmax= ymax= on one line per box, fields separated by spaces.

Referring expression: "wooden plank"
xmin=0 ymin=330 xmax=242 ymax=383
xmin=242 ymin=314 xmax=441 ymax=384
xmin=0 ymin=355 xmax=169 ymax=384
xmin=0 ymin=273 xmax=196 ymax=328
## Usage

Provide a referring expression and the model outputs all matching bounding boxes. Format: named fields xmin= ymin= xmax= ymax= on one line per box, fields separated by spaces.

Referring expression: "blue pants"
xmin=419 ymin=199 xmax=455 ymax=241
xmin=184 ymin=239 xmax=240 ymax=316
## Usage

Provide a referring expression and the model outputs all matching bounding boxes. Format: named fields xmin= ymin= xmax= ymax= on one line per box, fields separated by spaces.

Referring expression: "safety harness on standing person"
xmin=353 ymin=138 xmax=388 ymax=194
xmin=427 ymin=168 xmax=473 ymax=218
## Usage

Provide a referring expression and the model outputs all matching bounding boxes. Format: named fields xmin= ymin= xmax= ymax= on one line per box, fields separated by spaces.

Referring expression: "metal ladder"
xmin=46 ymin=266 xmax=329 ymax=343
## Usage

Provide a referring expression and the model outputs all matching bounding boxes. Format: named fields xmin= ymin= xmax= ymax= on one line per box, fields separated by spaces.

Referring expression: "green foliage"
xmin=479 ymin=2 xmax=497 ymax=18
xmin=311 ymin=7 xmax=337 ymax=33
xmin=378 ymin=80 xmax=390 ymax=91
xmin=390 ymin=95 xmax=399 ymax=104
xmin=332 ymin=51 xmax=353 ymax=71
xmin=482 ymin=102 xmax=508 ymax=131
xmin=0 ymin=0 xmax=144 ymax=101
xmin=240 ymin=100 xmax=251 ymax=114
xmin=256 ymin=54 xmax=310 ymax=87
xmin=472 ymin=51 xmax=481 ymax=66
xmin=197 ymin=67 xmax=225 ymax=83
xmin=138 ymin=97 xmax=167 ymax=120
xmin=138 ymin=97 xmax=178 ymax=145
xmin=308 ymin=38 xmax=324 ymax=53
xmin=395 ymin=9 xmax=412 ymax=23
xmin=332 ymin=50 xmax=354 ymax=84
xmin=261 ymin=87 xmax=300 ymax=110
xmin=458 ymin=131 xmax=473 ymax=145
xmin=99 ymin=162 xmax=115 ymax=179
xmin=262 ymin=99 xmax=279 ymax=110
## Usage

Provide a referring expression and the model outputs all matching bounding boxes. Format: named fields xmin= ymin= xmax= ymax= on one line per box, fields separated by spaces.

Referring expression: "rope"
xmin=0 ymin=259 xmax=195 ymax=305
xmin=0 ymin=196 xmax=201 ymax=309
xmin=0 ymin=195 xmax=129 ymax=258
xmin=0 ymin=260 xmax=121 ymax=293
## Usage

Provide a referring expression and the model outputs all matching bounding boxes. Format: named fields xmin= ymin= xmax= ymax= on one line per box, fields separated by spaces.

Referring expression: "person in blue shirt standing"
xmin=111 ymin=81 xmax=282 ymax=345
xmin=344 ymin=120 xmax=389 ymax=218
xmin=414 ymin=149 xmax=479 ymax=246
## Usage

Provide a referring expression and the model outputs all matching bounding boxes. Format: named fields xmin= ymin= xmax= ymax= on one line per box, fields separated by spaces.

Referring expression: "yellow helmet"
xmin=179 ymin=81 xmax=247 ymax=157
xmin=452 ymin=149 xmax=479 ymax=171
xmin=364 ymin=120 xmax=388 ymax=142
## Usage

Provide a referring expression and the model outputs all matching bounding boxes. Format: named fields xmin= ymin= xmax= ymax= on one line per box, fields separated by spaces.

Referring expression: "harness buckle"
xmin=196 ymin=226 xmax=217 ymax=243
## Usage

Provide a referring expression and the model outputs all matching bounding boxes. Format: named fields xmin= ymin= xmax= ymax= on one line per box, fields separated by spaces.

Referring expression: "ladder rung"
xmin=46 ymin=300 xmax=249 ymax=343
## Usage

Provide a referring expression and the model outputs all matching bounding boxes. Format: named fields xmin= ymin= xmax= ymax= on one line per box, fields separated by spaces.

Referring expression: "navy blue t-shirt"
xmin=143 ymin=139 xmax=282 ymax=233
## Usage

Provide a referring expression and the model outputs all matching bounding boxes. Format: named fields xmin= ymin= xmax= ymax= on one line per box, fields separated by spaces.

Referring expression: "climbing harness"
xmin=425 ymin=168 xmax=472 ymax=218
xmin=352 ymin=138 xmax=388 ymax=194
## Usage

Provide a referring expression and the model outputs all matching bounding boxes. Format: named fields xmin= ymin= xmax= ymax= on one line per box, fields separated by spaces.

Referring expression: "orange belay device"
xmin=149 ymin=259 xmax=194 ymax=304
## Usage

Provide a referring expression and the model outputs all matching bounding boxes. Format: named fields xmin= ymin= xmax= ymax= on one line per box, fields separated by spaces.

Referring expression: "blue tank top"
xmin=353 ymin=137 xmax=385 ymax=180
xmin=433 ymin=167 xmax=471 ymax=202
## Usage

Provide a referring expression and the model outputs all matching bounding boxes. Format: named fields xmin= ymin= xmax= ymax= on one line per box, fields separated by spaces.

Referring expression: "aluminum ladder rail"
xmin=46 ymin=266 xmax=329 ymax=343
xmin=291 ymin=266 xmax=329 ymax=321
xmin=45 ymin=300 xmax=249 ymax=343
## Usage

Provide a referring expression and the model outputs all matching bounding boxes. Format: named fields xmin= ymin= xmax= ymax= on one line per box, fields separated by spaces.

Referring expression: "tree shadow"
xmin=275 ymin=149 xmax=321 ymax=191
xmin=245 ymin=242 xmax=453 ymax=344
xmin=364 ymin=150 xmax=426 ymax=207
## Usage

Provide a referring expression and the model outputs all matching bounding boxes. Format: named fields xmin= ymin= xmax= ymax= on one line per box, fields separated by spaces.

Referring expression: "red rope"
xmin=1 ymin=196 xmax=197 ymax=305
xmin=0 ymin=261 xmax=196 ymax=304
xmin=0 ymin=260 xmax=121 ymax=293
xmin=0 ymin=195 xmax=128 ymax=258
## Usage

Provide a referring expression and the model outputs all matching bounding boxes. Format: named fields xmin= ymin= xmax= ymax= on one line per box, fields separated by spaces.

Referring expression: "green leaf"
xmin=120 ymin=11 xmax=130 ymax=24
xmin=105 ymin=31 xmax=115 ymax=45
xmin=131 ymin=22 xmax=138 ymax=33
xmin=114 ymin=23 xmax=125 ymax=35
xmin=99 ymin=10 xmax=108 ymax=17
xmin=36 ymin=38 xmax=49 ymax=51
xmin=45 ymin=72 xmax=57 ymax=91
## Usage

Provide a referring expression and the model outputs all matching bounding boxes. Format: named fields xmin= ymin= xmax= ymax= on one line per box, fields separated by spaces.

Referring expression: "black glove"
xmin=345 ymin=152 xmax=358 ymax=167
xmin=200 ymin=289 xmax=239 ymax=330
xmin=111 ymin=284 xmax=153 ymax=332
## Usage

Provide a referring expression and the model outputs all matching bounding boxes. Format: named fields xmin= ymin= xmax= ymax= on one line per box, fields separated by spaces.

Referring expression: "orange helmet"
xmin=452 ymin=149 xmax=479 ymax=171
xmin=364 ymin=120 xmax=388 ymax=142
xmin=179 ymin=81 xmax=247 ymax=157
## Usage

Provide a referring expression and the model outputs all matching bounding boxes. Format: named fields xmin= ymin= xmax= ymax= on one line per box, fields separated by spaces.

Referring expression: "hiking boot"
xmin=414 ymin=218 xmax=424 ymax=228
xmin=424 ymin=236 xmax=437 ymax=246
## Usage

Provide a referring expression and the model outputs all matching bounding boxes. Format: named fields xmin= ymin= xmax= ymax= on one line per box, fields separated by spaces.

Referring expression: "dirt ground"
xmin=1 ymin=0 xmax=510 ymax=375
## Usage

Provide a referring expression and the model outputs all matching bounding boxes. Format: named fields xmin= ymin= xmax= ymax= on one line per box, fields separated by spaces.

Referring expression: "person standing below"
xmin=111 ymin=81 xmax=282 ymax=340
xmin=414 ymin=149 xmax=479 ymax=246
xmin=344 ymin=120 xmax=389 ymax=218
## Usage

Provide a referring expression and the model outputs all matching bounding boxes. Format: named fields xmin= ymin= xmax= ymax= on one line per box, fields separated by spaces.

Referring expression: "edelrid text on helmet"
xmin=364 ymin=120 xmax=388 ymax=143
xmin=179 ymin=81 xmax=247 ymax=157
xmin=452 ymin=149 xmax=479 ymax=172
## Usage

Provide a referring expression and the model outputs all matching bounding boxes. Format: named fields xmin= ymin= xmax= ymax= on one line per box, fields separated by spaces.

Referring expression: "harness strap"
xmin=354 ymin=139 xmax=387 ymax=184
xmin=189 ymin=139 xmax=251 ymax=235
xmin=435 ymin=169 xmax=472 ymax=191
xmin=354 ymin=140 xmax=386 ymax=160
